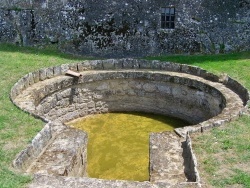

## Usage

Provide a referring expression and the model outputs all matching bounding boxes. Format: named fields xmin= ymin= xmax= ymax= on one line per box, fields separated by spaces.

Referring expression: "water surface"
xmin=68 ymin=112 xmax=187 ymax=181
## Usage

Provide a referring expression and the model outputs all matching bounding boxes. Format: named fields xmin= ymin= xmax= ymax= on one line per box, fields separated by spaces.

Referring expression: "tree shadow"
xmin=0 ymin=43 xmax=95 ymax=61
xmin=145 ymin=51 xmax=250 ymax=65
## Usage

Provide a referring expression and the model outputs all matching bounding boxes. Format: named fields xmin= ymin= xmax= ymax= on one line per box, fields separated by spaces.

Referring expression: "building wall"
xmin=0 ymin=0 xmax=249 ymax=57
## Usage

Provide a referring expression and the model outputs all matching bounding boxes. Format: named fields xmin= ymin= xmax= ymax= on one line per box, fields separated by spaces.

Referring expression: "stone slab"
xmin=150 ymin=132 xmax=187 ymax=185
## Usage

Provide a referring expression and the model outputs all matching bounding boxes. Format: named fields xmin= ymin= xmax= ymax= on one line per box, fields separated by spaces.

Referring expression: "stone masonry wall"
xmin=35 ymin=74 xmax=224 ymax=124
xmin=184 ymin=132 xmax=200 ymax=182
xmin=0 ymin=0 xmax=250 ymax=57
xmin=10 ymin=59 xmax=249 ymax=135
xmin=13 ymin=121 xmax=88 ymax=177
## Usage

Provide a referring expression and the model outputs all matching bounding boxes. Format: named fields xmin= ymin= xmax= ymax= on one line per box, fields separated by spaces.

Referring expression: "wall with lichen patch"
xmin=0 ymin=0 xmax=249 ymax=57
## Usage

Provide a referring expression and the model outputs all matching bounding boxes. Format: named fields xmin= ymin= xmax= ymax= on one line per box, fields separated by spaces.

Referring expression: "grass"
xmin=147 ymin=52 xmax=250 ymax=187
xmin=0 ymin=43 xmax=249 ymax=187
xmin=145 ymin=52 xmax=250 ymax=90
xmin=0 ymin=43 xmax=90 ymax=187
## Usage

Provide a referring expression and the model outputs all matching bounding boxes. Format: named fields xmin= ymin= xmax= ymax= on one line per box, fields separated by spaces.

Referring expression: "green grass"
xmin=0 ymin=43 xmax=249 ymax=187
xmin=212 ymin=169 xmax=250 ymax=187
xmin=146 ymin=52 xmax=250 ymax=90
xmin=147 ymin=51 xmax=250 ymax=187
xmin=0 ymin=43 xmax=89 ymax=187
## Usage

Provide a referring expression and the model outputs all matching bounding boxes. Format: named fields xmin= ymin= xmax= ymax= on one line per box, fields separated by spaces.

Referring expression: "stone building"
xmin=0 ymin=0 xmax=249 ymax=57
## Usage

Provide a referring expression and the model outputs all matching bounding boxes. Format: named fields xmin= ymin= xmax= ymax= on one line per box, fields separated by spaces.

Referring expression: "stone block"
xmin=61 ymin=111 xmax=79 ymax=122
xmin=27 ymin=128 xmax=88 ymax=177
xmin=143 ymin=83 xmax=157 ymax=92
xmin=89 ymin=60 xmax=103 ymax=70
xmin=16 ymin=79 xmax=25 ymax=93
xmin=22 ymin=75 xmax=30 ymax=89
xmin=184 ymin=133 xmax=200 ymax=183
xmin=33 ymin=70 xmax=40 ymax=83
xmin=10 ymin=86 xmax=18 ymax=100
xmin=201 ymin=71 xmax=219 ymax=82
xmin=138 ymin=59 xmax=152 ymax=69
xmin=46 ymin=67 xmax=54 ymax=79
xmin=44 ymin=83 xmax=55 ymax=95
xmin=122 ymin=58 xmax=140 ymax=69
xmin=87 ymin=101 xmax=95 ymax=108
xmin=161 ymin=62 xmax=172 ymax=71
xmin=53 ymin=66 xmax=62 ymax=77
xmin=39 ymin=68 xmax=47 ymax=81
xmin=150 ymin=60 xmax=162 ymax=69
xmin=103 ymin=59 xmax=115 ymax=69
xmin=162 ymin=62 xmax=180 ymax=72
xmin=61 ymin=78 xmax=74 ymax=88
xmin=68 ymin=63 xmax=78 ymax=72
xmin=149 ymin=132 xmax=187 ymax=184
xmin=95 ymin=82 xmax=109 ymax=91
xmin=77 ymin=62 xmax=89 ymax=72
xmin=28 ymin=72 xmax=34 ymax=85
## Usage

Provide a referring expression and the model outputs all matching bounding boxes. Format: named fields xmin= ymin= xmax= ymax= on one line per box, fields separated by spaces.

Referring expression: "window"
xmin=161 ymin=7 xmax=175 ymax=29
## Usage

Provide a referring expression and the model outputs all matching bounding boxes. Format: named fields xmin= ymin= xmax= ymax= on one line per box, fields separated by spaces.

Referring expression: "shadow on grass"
xmin=0 ymin=43 xmax=95 ymax=61
xmin=145 ymin=51 xmax=250 ymax=65
xmin=1 ymin=43 xmax=249 ymax=64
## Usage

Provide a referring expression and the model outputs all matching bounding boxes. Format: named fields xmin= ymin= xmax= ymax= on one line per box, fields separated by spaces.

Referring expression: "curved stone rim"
xmin=10 ymin=59 xmax=249 ymax=187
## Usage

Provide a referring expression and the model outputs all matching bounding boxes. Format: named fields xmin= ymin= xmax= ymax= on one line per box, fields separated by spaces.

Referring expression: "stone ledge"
xmin=184 ymin=133 xmax=200 ymax=183
xmin=149 ymin=132 xmax=187 ymax=185
xmin=27 ymin=173 xmax=203 ymax=188
xmin=10 ymin=59 xmax=249 ymax=112
xmin=13 ymin=122 xmax=88 ymax=178
xmin=12 ymin=70 xmax=246 ymax=137
xmin=26 ymin=127 xmax=88 ymax=177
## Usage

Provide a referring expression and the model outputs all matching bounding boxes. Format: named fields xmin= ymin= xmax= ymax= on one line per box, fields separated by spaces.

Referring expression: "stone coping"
xmin=10 ymin=59 xmax=249 ymax=187
xmin=11 ymin=70 xmax=247 ymax=136
xmin=10 ymin=59 xmax=249 ymax=105
xmin=27 ymin=173 xmax=202 ymax=188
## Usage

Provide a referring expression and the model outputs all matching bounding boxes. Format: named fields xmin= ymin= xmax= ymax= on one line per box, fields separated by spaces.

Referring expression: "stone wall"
xmin=13 ymin=121 xmax=88 ymax=177
xmin=35 ymin=73 xmax=226 ymax=124
xmin=10 ymin=59 xmax=249 ymax=135
xmin=184 ymin=132 xmax=200 ymax=183
xmin=1 ymin=0 xmax=249 ymax=57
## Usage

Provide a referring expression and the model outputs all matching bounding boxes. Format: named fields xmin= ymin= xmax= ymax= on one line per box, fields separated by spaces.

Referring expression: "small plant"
xmin=191 ymin=16 xmax=201 ymax=22
xmin=8 ymin=6 xmax=22 ymax=11
xmin=231 ymin=20 xmax=246 ymax=24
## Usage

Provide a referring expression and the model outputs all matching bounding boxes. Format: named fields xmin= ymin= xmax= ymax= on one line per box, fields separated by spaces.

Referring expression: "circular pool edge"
xmin=10 ymin=59 xmax=249 ymax=187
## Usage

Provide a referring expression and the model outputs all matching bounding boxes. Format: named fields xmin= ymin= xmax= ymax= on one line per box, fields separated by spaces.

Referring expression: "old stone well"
xmin=11 ymin=59 xmax=249 ymax=188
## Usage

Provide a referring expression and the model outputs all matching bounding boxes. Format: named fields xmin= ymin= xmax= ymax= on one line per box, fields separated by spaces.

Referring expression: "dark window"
xmin=161 ymin=7 xmax=175 ymax=29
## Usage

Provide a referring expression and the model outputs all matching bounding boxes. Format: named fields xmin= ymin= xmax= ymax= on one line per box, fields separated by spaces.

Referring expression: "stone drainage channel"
xmin=10 ymin=59 xmax=249 ymax=188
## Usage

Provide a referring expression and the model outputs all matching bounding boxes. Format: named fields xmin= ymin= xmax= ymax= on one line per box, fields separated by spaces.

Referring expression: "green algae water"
xmin=68 ymin=112 xmax=187 ymax=181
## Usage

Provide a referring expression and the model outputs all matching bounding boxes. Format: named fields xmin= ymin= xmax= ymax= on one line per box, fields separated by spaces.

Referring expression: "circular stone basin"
xmin=11 ymin=59 xmax=249 ymax=187
xmin=67 ymin=112 xmax=187 ymax=181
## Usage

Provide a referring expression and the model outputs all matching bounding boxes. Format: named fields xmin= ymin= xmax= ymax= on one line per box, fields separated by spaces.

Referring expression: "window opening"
xmin=161 ymin=7 xmax=175 ymax=29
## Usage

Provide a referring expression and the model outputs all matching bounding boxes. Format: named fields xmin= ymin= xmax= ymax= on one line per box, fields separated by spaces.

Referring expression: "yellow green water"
xmin=67 ymin=112 xmax=187 ymax=181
